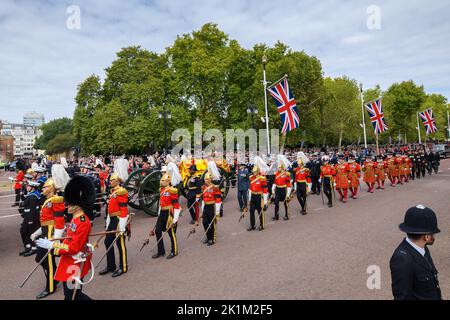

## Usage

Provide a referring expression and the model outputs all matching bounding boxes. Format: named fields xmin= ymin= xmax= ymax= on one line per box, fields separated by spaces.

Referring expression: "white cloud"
xmin=0 ymin=0 xmax=449 ymax=123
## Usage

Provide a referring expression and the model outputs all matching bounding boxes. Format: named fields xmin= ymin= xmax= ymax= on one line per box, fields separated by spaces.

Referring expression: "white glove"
xmin=271 ymin=184 xmax=276 ymax=195
xmin=118 ymin=216 xmax=128 ymax=232
xmin=287 ymin=187 xmax=292 ymax=197
xmin=215 ymin=203 xmax=221 ymax=216
xmin=201 ymin=201 xmax=205 ymax=212
xmin=318 ymin=178 xmax=322 ymax=184
xmin=248 ymin=189 xmax=252 ymax=201
xmin=30 ymin=228 xmax=42 ymax=242
xmin=173 ymin=208 xmax=181 ymax=224
xmin=307 ymin=183 xmax=312 ymax=193
xmin=36 ymin=238 xmax=54 ymax=250
xmin=263 ymin=193 xmax=268 ymax=206
xmin=72 ymin=252 xmax=86 ymax=264
xmin=106 ymin=215 xmax=111 ymax=229
xmin=53 ymin=228 xmax=65 ymax=240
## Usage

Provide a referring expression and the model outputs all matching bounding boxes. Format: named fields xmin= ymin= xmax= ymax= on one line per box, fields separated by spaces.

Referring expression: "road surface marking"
xmin=0 ymin=214 xmax=20 ymax=219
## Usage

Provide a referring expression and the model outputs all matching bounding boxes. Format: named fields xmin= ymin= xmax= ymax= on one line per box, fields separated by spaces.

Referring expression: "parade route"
xmin=1 ymin=160 xmax=449 ymax=300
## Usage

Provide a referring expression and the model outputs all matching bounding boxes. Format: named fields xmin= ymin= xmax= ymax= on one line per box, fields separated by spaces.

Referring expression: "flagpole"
xmin=447 ymin=105 xmax=450 ymax=142
xmin=376 ymin=134 xmax=379 ymax=156
xmin=262 ymin=55 xmax=270 ymax=155
xmin=360 ymin=83 xmax=368 ymax=149
xmin=416 ymin=112 xmax=422 ymax=144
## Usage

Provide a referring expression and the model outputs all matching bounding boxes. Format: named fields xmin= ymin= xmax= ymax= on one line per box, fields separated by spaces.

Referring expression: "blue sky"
xmin=1 ymin=0 xmax=449 ymax=123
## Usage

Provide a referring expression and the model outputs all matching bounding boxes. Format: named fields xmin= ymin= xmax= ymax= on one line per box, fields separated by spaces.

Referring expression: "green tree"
xmin=34 ymin=117 xmax=73 ymax=150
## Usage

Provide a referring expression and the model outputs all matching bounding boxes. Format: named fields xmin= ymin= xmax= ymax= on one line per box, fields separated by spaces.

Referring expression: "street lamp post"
xmin=247 ymin=105 xmax=258 ymax=129
xmin=158 ymin=104 xmax=172 ymax=152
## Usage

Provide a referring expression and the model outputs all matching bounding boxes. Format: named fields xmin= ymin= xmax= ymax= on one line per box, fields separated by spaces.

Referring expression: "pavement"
xmin=0 ymin=160 xmax=449 ymax=300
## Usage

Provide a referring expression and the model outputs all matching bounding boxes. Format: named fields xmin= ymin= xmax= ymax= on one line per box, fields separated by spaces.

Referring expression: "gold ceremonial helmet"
xmin=26 ymin=168 xmax=34 ymax=175
xmin=160 ymin=173 xmax=171 ymax=186
xmin=109 ymin=173 xmax=121 ymax=182
xmin=278 ymin=163 xmax=285 ymax=170
xmin=204 ymin=172 xmax=212 ymax=184
xmin=252 ymin=166 xmax=260 ymax=174
xmin=297 ymin=159 xmax=303 ymax=167
xmin=43 ymin=178 xmax=56 ymax=190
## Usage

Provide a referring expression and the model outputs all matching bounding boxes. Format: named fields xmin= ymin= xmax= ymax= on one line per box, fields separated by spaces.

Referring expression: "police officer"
xmin=237 ymin=163 xmax=250 ymax=212
xmin=186 ymin=165 xmax=202 ymax=224
xmin=19 ymin=180 xmax=42 ymax=257
xmin=308 ymin=153 xmax=322 ymax=195
xmin=390 ymin=205 xmax=441 ymax=300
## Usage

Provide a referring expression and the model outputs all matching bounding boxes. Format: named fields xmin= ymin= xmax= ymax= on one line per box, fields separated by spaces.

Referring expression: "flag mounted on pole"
xmin=365 ymin=98 xmax=388 ymax=134
xmin=419 ymin=108 xmax=438 ymax=134
xmin=267 ymin=75 xmax=300 ymax=134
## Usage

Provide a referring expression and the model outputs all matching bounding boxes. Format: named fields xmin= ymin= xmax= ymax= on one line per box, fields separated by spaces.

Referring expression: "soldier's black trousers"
xmin=237 ymin=190 xmax=248 ymax=210
xmin=35 ymin=226 xmax=58 ymax=293
xmin=187 ymin=197 xmax=200 ymax=222
xmin=155 ymin=210 xmax=178 ymax=255
xmin=202 ymin=204 xmax=217 ymax=242
xmin=311 ymin=176 xmax=321 ymax=194
xmin=14 ymin=189 xmax=20 ymax=204
xmin=415 ymin=166 xmax=421 ymax=179
xmin=249 ymin=194 xmax=264 ymax=228
xmin=20 ymin=219 xmax=38 ymax=247
xmin=420 ymin=165 xmax=426 ymax=177
xmin=323 ymin=177 xmax=333 ymax=205
xmin=104 ymin=216 xmax=128 ymax=272
xmin=296 ymin=182 xmax=307 ymax=211
xmin=410 ymin=166 xmax=416 ymax=180
xmin=62 ymin=281 xmax=92 ymax=300
xmin=427 ymin=163 xmax=433 ymax=175
xmin=434 ymin=162 xmax=439 ymax=174
xmin=274 ymin=187 xmax=288 ymax=218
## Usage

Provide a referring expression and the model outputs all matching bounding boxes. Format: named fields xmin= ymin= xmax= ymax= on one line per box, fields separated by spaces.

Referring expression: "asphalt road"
xmin=0 ymin=161 xmax=449 ymax=300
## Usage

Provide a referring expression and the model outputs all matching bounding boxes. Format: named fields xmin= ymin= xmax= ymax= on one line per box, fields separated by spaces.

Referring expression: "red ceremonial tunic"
xmin=320 ymin=164 xmax=336 ymax=179
xmin=249 ymin=174 xmax=268 ymax=194
xmin=40 ymin=195 xmax=66 ymax=230
xmin=14 ymin=170 xmax=24 ymax=190
xmin=347 ymin=162 xmax=361 ymax=188
xmin=294 ymin=167 xmax=311 ymax=183
xmin=274 ymin=170 xmax=291 ymax=188
xmin=375 ymin=161 xmax=387 ymax=181
xmin=107 ymin=186 xmax=128 ymax=218
xmin=334 ymin=163 xmax=350 ymax=189
xmin=387 ymin=157 xmax=398 ymax=177
xmin=401 ymin=156 xmax=410 ymax=175
xmin=363 ymin=161 xmax=376 ymax=183
xmin=159 ymin=186 xmax=180 ymax=212
xmin=395 ymin=157 xmax=404 ymax=175
xmin=201 ymin=184 xmax=222 ymax=204
xmin=53 ymin=212 xmax=91 ymax=282
xmin=99 ymin=171 xmax=109 ymax=189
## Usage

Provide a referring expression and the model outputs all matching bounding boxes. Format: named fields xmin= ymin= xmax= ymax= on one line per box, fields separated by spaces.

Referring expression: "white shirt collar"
xmin=405 ymin=237 xmax=426 ymax=256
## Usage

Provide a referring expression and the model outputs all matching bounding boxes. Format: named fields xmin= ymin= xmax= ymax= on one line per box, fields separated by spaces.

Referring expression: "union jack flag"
xmin=419 ymin=108 xmax=438 ymax=134
xmin=365 ymin=98 xmax=388 ymax=134
xmin=267 ymin=76 xmax=300 ymax=134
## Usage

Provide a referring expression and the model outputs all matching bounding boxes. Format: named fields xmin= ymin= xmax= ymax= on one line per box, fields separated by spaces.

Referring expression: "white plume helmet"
xmin=253 ymin=156 xmax=270 ymax=175
xmin=166 ymin=162 xmax=182 ymax=186
xmin=113 ymin=159 xmax=130 ymax=182
xmin=60 ymin=157 xmax=68 ymax=168
xmin=166 ymin=154 xmax=176 ymax=164
xmin=277 ymin=154 xmax=292 ymax=169
xmin=51 ymin=164 xmax=70 ymax=191
xmin=297 ymin=152 xmax=310 ymax=165
xmin=31 ymin=162 xmax=39 ymax=172
xmin=180 ymin=154 xmax=187 ymax=161
xmin=207 ymin=160 xmax=221 ymax=180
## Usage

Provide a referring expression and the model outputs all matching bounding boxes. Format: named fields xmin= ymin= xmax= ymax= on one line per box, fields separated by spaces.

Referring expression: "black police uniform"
xmin=186 ymin=173 xmax=202 ymax=223
xmin=236 ymin=167 xmax=250 ymax=211
xmin=307 ymin=158 xmax=322 ymax=194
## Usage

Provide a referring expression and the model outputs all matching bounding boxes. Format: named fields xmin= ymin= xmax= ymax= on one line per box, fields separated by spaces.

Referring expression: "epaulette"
xmin=115 ymin=187 xmax=128 ymax=196
xmin=51 ymin=196 xmax=64 ymax=204
xmin=260 ymin=176 xmax=267 ymax=181
xmin=169 ymin=187 xmax=178 ymax=194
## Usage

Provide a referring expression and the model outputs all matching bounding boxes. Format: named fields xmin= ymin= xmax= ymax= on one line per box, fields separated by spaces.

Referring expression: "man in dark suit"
xmin=236 ymin=163 xmax=250 ymax=212
xmin=390 ymin=205 xmax=442 ymax=300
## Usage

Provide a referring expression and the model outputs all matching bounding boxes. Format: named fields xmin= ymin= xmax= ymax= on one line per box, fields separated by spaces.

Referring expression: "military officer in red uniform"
xmin=320 ymin=156 xmax=336 ymax=207
xmin=36 ymin=175 xmax=95 ymax=300
xmin=200 ymin=173 xmax=222 ymax=245
xmin=334 ymin=154 xmax=350 ymax=203
xmin=375 ymin=155 xmax=387 ymax=189
xmin=347 ymin=154 xmax=361 ymax=199
xmin=12 ymin=160 xmax=25 ymax=207
xmin=247 ymin=164 xmax=268 ymax=231
xmin=99 ymin=159 xmax=130 ymax=277
xmin=272 ymin=160 xmax=292 ymax=221
xmin=363 ymin=156 xmax=377 ymax=193
xmin=293 ymin=152 xmax=311 ymax=214
xmin=151 ymin=163 xmax=181 ymax=258
xmin=30 ymin=176 xmax=66 ymax=299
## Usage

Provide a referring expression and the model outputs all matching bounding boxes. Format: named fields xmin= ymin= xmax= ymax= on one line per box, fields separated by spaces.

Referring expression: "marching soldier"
xmin=396 ymin=153 xmax=406 ymax=185
xmin=419 ymin=150 xmax=427 ymax=178
xmin=334 ymin=154 xmax=350 ymax=203
xmin=272 ymin=155 xmax=292 ymax=221
xmin=200 ymin=173 xmax=222 ymax=245
xmin=347 ymin=154 xmax=361 ymax=199
xmin=247 ymin=157 xmax=268 ymax=231
xmin=308 ymin=153 xmax=322 ymax=195
xmin=237 ymin=163 xmax=250 ymax=212
xmin=12 ymin=160 xmax=25 ymax=207
xmin=387 ymin=152 xmax=398 ymax=187
xmin=99 ymin=159 xmax=130 ymax=277
xmin=363 ymin=156 xmax=377 ymax=193
xmin=375 ymin=155 xmax=387 ymax=189
xmin=186 ymin=165 xmax=202 ymax=224
xmin=30 ymin=164 xmax=70 ymax=299
xmin=36 ymin=175 xmax=95 ymax=300
xmin=320 ymin=156 xmax=336 ymax=207
xmin=409 ymin=152 xmax=417 ymax=180
xmin=294 ymin=152 xmax=311 ymax=214
xmin=151 ymin=162 xmax=181 ymax=258
xmin=19 ymin=180 xmax=42 ymax=257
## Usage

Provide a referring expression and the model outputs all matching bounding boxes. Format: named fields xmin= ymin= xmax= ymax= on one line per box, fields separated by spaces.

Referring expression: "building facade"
xmin=0 ymin=135 xmax=14 ymax=162
xmin=0 ymin=122 xmax=42 ymax=158
xmin=23 ymin=112 xmax=45 ymax=127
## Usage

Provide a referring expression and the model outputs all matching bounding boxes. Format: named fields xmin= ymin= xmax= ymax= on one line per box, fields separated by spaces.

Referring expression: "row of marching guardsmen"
xmin=11 ymin=149 xmax=437 ymax=300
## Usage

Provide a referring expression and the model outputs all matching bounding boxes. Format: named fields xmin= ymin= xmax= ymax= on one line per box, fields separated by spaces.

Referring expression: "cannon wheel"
xmin=139 ymin=170 xmax=163 ymax=216
xmin=200 ymin=167 xmax=230 ymax=200
xmin=124 ymin=169 xmax=153 ymax=210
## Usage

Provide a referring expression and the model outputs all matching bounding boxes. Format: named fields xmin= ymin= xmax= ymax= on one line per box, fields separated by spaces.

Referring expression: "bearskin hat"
xmin=64 ymin=175 xmax=96 ymax=221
